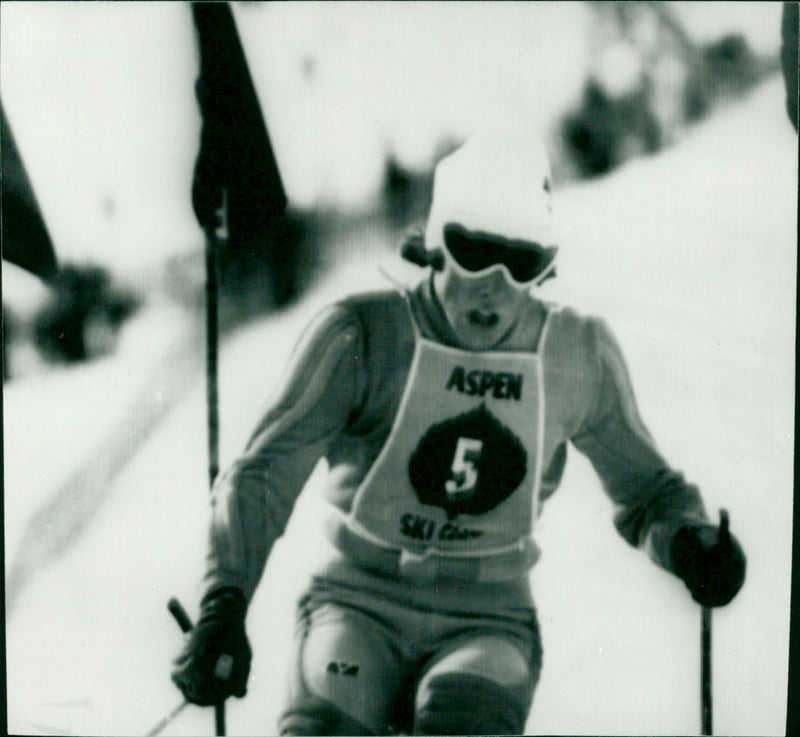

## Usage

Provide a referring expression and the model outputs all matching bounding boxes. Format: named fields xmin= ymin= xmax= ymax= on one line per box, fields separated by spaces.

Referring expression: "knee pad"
xmin=414 ymin=673 xmax=527 ymax=736
xmin=279 ymin=695 xmax=373 ymax=736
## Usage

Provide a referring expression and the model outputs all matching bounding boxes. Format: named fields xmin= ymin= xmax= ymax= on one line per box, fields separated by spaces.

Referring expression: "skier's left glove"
xmin=670 ymin=510 xmax=746 ymax=608
xmin=171 ymin=587 xmax=251 ymax=706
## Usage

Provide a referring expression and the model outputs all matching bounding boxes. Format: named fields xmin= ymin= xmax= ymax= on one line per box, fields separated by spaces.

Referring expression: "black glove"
xmin=171 ymin=587 xmax=251 ymax=706
xmin=670 ymin=509 xmax=746 ymax=608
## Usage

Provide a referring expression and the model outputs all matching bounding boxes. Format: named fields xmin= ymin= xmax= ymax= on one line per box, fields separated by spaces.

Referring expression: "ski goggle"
xmin=442 ymin=223 xmax=557 ymax=287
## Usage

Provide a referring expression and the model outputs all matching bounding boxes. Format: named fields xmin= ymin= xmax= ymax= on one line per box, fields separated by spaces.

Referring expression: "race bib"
xmin=348 ymin=336 xmax=545 ymax=555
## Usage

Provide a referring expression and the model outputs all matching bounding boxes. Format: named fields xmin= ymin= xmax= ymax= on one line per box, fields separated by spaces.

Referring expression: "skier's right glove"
xmin=171 ymin=587 xmax=252 ymax=706
xmin=670 ymin=509 xmax=746 ymax=608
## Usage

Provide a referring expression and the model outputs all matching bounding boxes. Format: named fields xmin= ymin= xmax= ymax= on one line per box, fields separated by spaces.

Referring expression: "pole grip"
xmin=168 ymin=597 xmax=194 ymax=634
xmin=718 ymin=508 xmax=730 ymax=546
xmin=168 ymin=596 xmax=229 ymax=735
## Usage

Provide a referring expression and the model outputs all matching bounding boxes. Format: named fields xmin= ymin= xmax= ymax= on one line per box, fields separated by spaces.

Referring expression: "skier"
xmin=171 ymin=130 xmax=746 ymax=735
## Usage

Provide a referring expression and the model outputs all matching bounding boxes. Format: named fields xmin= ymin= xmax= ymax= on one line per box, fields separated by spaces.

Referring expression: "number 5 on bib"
xmin=445 ymin=437 xmax=484 ymax=502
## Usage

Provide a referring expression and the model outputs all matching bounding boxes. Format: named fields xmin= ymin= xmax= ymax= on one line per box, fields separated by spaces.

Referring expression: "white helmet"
xmin=424 ymin=127 xmax=557 ymax=286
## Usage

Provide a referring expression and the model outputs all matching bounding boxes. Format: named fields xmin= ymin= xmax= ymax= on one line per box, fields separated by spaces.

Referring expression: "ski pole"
xmin=144 ymin=599 xmax=195 ymax=737
xmin=701 ymin=508 xmax=730 ymax=736
xmin=701 ymin=605 xmax=712 ymax=735
xmin=145 ymin=700 xmax=190 ymax=737
xmin=167 ymin=597 xmax=231 ymax=737
xmin=170 ymin=596 xmax=234 ymax=686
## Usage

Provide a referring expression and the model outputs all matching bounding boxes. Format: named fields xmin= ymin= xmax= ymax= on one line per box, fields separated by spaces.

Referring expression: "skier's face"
xmin=434 ymin=264 xmax=530 ymax=350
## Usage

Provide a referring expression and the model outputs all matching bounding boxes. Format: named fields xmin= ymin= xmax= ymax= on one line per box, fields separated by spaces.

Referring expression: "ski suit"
xmin=201 ymin=274 xmax=709 ymax=734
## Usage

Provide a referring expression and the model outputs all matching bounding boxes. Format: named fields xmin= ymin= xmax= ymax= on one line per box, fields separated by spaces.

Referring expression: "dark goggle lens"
xmin=443 ymin=224 xmax=553 ymax=283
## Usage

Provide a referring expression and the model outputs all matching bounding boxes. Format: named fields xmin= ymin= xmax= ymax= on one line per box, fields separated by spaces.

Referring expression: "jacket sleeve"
xmin=202 ymin=304 xmax=364 ymax=603
xmin=571 ymin=317 xmax=711 ymax=572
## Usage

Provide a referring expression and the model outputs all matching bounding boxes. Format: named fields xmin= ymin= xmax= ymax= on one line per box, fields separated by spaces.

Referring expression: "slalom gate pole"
xmin=205 ymin=223 xmax=221 ymax=487
xmin=701 ymin=605 xmax=712 ymax=735
xmin=154 ymin=223 xmax=227 ymax=736
xmin=204 ymin=222 xmax=227 ymax=736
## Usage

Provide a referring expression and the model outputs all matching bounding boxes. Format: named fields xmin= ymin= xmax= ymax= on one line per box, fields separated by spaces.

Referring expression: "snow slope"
xmin=4 ymin=77 xmax=796 ymax=736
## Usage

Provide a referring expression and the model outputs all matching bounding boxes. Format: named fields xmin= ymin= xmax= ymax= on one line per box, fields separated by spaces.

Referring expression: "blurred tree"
xmin=562 ymin=2 xmax=782 ymax=177
xmin=561 ymin=80 xmax=661 ymax=177
xmin=383 ymin=158 xmax=434 ymax=229
xmin=685 ymin=32 xmax=778 ymax=123
xmin=32 ymin=264 xmax=140 ymax=363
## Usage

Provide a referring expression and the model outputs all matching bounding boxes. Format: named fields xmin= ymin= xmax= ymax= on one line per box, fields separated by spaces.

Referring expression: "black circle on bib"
xmin=408 ymin=404 xmax=527 ymax=520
